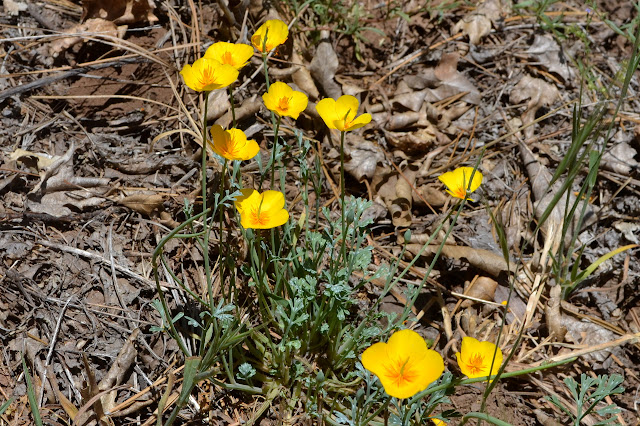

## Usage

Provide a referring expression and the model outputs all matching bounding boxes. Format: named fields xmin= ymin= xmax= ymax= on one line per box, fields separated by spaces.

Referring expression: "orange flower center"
xmin=221 ymin=51 xmax=235 ymax=66
xmin=223 ymin=136 xmax=240 ymax=156
xmin=249 ymin=207 xmax=270 ymax=227
xmin=384 ymin=357 xmax=418 ymax=389
xmin=198 ymin=65 xmax=217 ymax=88
xmin=277 ymin=96 xmax=291 ymax=112
xmin=453 ymin=186 xmax=467 ymax=199
xmin=466 ymin=353 xmax=485 ymax=376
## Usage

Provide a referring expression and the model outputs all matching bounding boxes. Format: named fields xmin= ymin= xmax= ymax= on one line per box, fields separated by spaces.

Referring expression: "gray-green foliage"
xmin=546 ymin=374 xmax=624 ymax=425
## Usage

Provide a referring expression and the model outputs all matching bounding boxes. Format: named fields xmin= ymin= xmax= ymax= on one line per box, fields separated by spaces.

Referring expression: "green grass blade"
xmin=0 ymin=398 xmax=15 ymax=415
xmin=21 ymin=354 xmax=43 ymax=426
xmin=163 ymin=356 xmax=201 ymax=426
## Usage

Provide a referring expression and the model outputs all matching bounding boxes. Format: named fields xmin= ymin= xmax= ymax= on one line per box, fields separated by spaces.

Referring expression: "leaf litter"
xmin=1 ymin=0 xmax=640 ymax=424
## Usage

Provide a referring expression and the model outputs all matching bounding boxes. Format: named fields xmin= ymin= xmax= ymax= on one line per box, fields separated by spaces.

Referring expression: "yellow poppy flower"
xmin=455 ymin=336 xmax=503 ymax=380
xmin=361 ymin=329 xmax=444 ymax=399
xmin=209 ymin=125 xmax=259 ymax=161
xmin=431 ymin=419 xmax=446 ymax=426
xmin=234 ymin=189 xmax=289 ymax=229
xmin=204 ymin=41 xmax=254 ymax=70
xmin=262 ymin=82 xmax=308 ymax=119
xmin=180 ymin=58 xmax=239 ymax=92
xmin=252 ymin=19 xmax=289 ymax=53
xmin=438 ymin=167 xmax=483 ymax=201
xmin=315 ymin=95 xmax=372 ymax=132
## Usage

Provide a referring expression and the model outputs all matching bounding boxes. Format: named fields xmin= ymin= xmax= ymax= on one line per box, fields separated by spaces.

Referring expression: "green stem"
xmin=152 ymin=207 xmax=212 ymax=356
xmin=362 ymin=395 xmax=391 ymax=425
xmin=461 ymin=413 xmax=512 ymax=426
xmin=408 ymin=357 xmax=576 ymax=404
xmin=201 ymin=91 xmax=213 ymax=308
xmin=219 ymin=158 xmax=228 ymax=302
xmin=228 ymin=86 xmax=237 ymax=128
xmin=270 ymin=116 xmax=281 ymax=189
xmin=262 ymin=52 xmax=271 ymax=90
xmin=339 ymin=130 xmax=347 ymax=263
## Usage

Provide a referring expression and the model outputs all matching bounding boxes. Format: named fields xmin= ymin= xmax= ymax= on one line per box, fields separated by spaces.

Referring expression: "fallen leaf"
xmin=4 ymin=0 xmax=27 ymax=15
xmin=385 ymin=127 xmax=438 ymax=153
xmin=343 ymin=137 xmax=385 ymax=181
xmin=292 ymin=50 xmax=319 ymax=100
xmin=9 ymin=148 xmax=60 ymax=170
xmin=545 ymin=285 xmax=567 ymax=341
xmin=433 ymin=53 xmax=481 ymax=105
xmin=373 ymin=163 xmax=418 ymax=227
xmin=614 ymin=221 xmax=640 ymax=244
xmin=310 ymin=31 xmax=341 ymax=99
xmin=601 ymin=142 xmax=639 ymax=175
xmin=99 ymin=329 xmax=139 ymax=415
xmin=461 ymin=276 xmax=498 ymax=308
xmin=453 ymin=0 xmax=510 ymax=44
xmin=406 ymin=244 xmax=509 ymax=277
xmin=494 ymin=285 xmax=527 ymax=324
xmin=82 ymin=0 xmax=158 ymax=24
xmin=510 ymin=75 xmax=559 ymax=139
xmin=562 ymin=314 xmax=620 ymax=365
xmin=119 ymin=193 xmax=164 ymax=215
xmin=26 ymin=191 xmax=105 ymax=217
xmin=391 ymin=89 xmax=429 ymax=112
xmin=524 ymin=34 xmax=573 ymax=82
xmin=50 ymin=18 xmax=124 ymax=57
xmin=206 ymin=89 xmax=231 ymax=121
xmin=414 ymin=183 xmax=448 ymax=208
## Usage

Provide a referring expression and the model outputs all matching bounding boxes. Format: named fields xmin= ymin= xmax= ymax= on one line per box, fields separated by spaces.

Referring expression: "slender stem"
xmin=408 ymin=357 xmax=577 ymax=404
xmin=461 ymin=413 xmax=512 ymax=426
xmin=339 ymin=130 xmax=347 ymax=263
xmin=228 ymin=86 xmax=237 ymax=128
xmin=201 ymin=91 xmax=213 ymax=308
xmin=219 ymin=158 xmax=228 ymax=301
xmin=270 ymin=116 xmax=281 ymax=189
xmin=262 ymin=53 xmax=271 ymax=90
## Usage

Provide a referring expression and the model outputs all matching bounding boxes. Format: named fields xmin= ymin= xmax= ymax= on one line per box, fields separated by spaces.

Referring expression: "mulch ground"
xmin=1 ymin=0 xmax=640 ymax=424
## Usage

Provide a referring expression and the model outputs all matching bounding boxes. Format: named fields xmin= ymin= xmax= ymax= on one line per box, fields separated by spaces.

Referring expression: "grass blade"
xmin=21 ymin=354 xmax=43 ymax=426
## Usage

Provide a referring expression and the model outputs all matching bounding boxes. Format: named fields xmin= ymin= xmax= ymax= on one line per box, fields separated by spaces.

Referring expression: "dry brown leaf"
xmin=119 ymin=193 xmax=164 ymax=215
xmin=494 ymin=285 xmax=527 ymax=324
xmin=510 ymin=75 xmax=559 ymax=139
xmin=414 ymin=183 xmax=448 ymax=208
xmin=373 ymin=164 xmax=418 ymax=227
xmin=406 ymin=244 xmax=509 ymax=277
xmin=453 ymin=0 xmax=510 ymax=44
xmin=562 ymin=314 xmax=621 ymax=366
xmin=292 ymin=50 xmax=320 ymax=100
xmin=99 ymin=329 xmax=139 ymax=415
xmin=433 ymin=53 xmax=481 ymax=104
xmin=614 ymin=221 xmax=640 ymax=244
xmin=385 ymin=128 xmax=438 ymax=153
xmin=343 ymin=138 xmax=385 ymax=181
xmin=310 ymin=32 xmax=342 ymax=99
xmin=206 ymin=89 xmax=231 ymax=121
xmin=50 ymin=18 xmax=124 ymax=57
xmin=391 ymin=89 xmax=429 ymax=112
xmin=524 ymin=34 xmax=573 ymax=82
xmin=602 ymin=142 xmax=639 ymax=175
xmin=216 ymin=97 xmax=262 ymax=129
xmin=545 ymin=285 xmax=567 ymax=341
xmin=82 ymin=0 xmax=158 ymax=24
xmin=461 ymin=276 xmax=498 ymax=308
xmin=27 ymin=191 xmax=106 ymax=217
xmin=4 ymin=0 xmax=27 ymax=15
xmin=9 ymin=148 xmax=60 ymax=170
xmin=454 ymin=14 xmax=491 ymax=45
